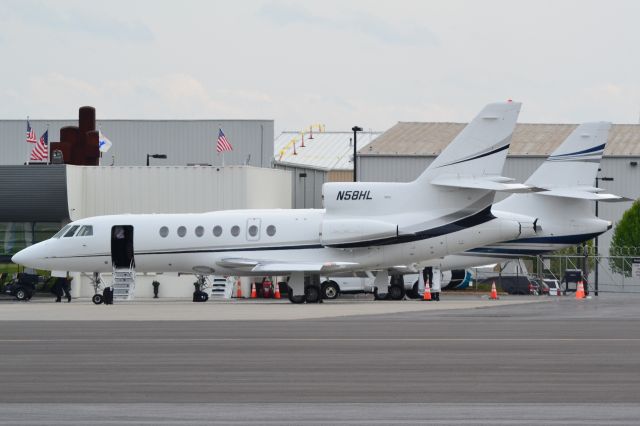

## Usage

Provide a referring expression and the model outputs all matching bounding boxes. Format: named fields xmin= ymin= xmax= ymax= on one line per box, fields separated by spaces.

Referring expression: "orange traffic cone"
xmin=490 ymin=282 xmax=498 ymax=300
xmin=236 ymin=280 xmax=243 ymax=298
xmin=575 ymin=281 xmax=585 ymax=299
xmin=250 ymin=283 xmax=257 ymax=299
xmin=274 ymin=282 xmax=281 ymax=299
xmin=423 ymin=279 xmax=432 ymax=301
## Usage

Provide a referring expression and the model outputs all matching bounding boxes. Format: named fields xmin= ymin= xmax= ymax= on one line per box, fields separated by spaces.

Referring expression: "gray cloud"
xmin=1 ymin=0 xmax=154 ymax=42
xmin=259 ymin=1 xmax=438 ymax=47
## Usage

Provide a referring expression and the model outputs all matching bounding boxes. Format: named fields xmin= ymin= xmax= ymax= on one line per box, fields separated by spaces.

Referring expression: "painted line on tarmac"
xmin=1 ymin=338 xmax=640 ymax=343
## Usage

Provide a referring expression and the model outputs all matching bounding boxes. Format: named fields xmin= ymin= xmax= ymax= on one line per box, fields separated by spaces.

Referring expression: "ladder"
xmin=112 ymin=261 xmax=136 ymax=301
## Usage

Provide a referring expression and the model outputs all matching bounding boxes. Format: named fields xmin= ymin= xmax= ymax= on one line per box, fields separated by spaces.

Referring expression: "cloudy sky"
xmin=1 ymin=0 xmax=638 ymax=133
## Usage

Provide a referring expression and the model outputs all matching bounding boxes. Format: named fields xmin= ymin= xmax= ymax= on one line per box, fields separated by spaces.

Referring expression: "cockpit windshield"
xmin=77 ymin=225 xmax=93 ymax=237
xmin=63 ymin=225 xmax=80 ymax=238
xmin=53 ymin=225 xmax=72 ymax=239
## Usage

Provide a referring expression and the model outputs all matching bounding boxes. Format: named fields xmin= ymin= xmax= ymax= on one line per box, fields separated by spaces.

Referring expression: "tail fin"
xmin=416 ymin=101 xmax=521 ymax=184
xmin=525 ymin=122 xmax=611 ymax=188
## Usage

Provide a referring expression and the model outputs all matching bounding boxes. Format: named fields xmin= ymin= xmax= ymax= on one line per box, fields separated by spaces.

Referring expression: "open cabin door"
xmin=111 ymin=225 xmax=134 ymax=268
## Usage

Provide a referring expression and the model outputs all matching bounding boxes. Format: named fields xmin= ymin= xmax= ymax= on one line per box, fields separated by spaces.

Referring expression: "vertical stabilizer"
xmin=525 ymin=122 xmax=611 ymax=188
xmin=416 ymin=101 xmax=521 ymax=183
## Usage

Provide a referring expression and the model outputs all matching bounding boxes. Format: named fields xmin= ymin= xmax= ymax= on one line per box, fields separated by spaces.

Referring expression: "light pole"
xmin=146 ymin=153 xmax=167 ymax=166
xmin=594 ymin=174 xmax=614 ymax=296
xmin=352 ymin=126 xmax=362 ymax=182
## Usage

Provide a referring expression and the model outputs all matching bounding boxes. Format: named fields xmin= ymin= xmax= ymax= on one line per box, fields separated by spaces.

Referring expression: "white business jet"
xmin=418 ymin=121 xmax=629 ymax=290
xmin=12 ymin=101 xmax=540 ymax=303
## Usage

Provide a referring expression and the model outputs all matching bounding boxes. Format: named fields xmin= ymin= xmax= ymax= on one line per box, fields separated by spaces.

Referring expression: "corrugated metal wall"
xmin=0 ymin=165 xmax=68 ymax=222
xmin=0 ymin=119 xmax=274 ymax=168
xmin=274 ymin=164 xmax=326 ymax=209
xmin=66 ymin=165 xmax=292 ymax=220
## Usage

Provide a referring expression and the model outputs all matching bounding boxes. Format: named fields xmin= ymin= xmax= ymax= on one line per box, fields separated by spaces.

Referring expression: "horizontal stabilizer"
xmin=431 ymin=175 xmax=542 ymax=193
xmin=538 ymin=188 xmax=632 ymax=202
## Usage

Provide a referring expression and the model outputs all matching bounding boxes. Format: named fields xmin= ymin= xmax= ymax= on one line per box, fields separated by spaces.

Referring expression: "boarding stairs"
xmin=112 ymin=262 xmax=136 ymax=301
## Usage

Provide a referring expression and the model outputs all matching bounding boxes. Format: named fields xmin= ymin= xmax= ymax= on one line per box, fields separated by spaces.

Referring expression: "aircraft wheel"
xmin=321 ymin=281 xmax=339 ymax=300
xmin=203 ymin=292 xmax=209 ymax=302
xmin=305 ymin=286 xmax=321 ymax=303
xmin=92 ymin=294 xmax=104 ymax=305
xmin=406 ymin=281 xmax=420 ymax=299
xmin=373 ymin=287 xmax=389 ymax=301
xmin=287 ymin=286 xmax=306 ymax=304
xmin=389 ymin=284 xmax=405 ymax=300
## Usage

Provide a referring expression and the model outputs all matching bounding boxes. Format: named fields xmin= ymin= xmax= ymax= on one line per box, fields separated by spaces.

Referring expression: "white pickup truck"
xmin=320 ymin=271 xmax=420 ymax=300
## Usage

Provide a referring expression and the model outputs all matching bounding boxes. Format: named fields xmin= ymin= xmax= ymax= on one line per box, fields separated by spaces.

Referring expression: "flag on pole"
xmin=26 ymin=119 xmax=37 ymax=143
xmin=216 ymin=128 xmax=233 ymax=153
xmin=29 ymin=129 xmax=48 ymax=162
xmin=98 ymin=130 xmax=113 ymax=153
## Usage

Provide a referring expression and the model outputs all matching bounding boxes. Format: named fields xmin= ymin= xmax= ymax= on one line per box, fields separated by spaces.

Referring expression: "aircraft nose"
xmin=11 ymin=249 xmax=26 ymax=265
xmin=11 ymin=246 xmax=37 ymax=267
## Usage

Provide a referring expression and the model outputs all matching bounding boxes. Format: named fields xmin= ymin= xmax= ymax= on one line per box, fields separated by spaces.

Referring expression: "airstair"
xmin=112 ymin=261 xmax=136 ymax=301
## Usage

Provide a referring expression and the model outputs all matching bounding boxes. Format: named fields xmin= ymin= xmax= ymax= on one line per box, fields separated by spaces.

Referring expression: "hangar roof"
xmin=360 ymin=122 xmax=640 ymax=157
xmin=274 ymin=131 xmax=381 ymax=171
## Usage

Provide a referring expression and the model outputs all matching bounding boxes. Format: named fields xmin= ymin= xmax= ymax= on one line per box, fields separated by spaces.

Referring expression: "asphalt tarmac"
xmin=1 ymin=294 xmax=640 ymax=424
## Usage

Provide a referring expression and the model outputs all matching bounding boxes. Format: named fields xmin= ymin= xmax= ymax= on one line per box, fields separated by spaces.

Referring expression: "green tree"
xmin=609 ymin=200 xmax=640 ymax=277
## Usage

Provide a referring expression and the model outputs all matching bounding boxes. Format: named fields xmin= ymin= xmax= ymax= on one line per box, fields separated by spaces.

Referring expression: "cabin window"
xmin=195 ymin=226 xmax=204 ymax=237
xmin=77 ymin=225 xmax=93 ymax=237
xmin=63 ymin=225 xmax=80 ymax=238
xmin=53 ymin=225 xmax=72 ymax=239
xmin=248 ymin=225 xmax=258 ymax=237
xmin=159 ymin=226 xmax=169 ymax=238
xmin=177 ymin=226 xmax=187 ymax=237
xmin=266 ymin=225 xmax=276 ymax=237
xmin=213 ymin=226 xmax=223 ymax=237
xmin=231 ymin=225 xmax=240 ymax=237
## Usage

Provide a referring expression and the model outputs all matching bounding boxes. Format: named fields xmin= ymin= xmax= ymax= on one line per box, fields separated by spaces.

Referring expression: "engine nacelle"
xmin=320 ymin=218 xmax=398 ymax=246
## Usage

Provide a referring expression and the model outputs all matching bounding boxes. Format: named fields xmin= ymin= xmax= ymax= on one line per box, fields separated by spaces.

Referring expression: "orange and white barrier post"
xmin=274 ymin=281 xmax=281 ymax=299
xmin=575 ymin=281 xmax=585 ymax=299
xmin=250 ymin=283 xmax=257 ymax=299
xmin=490 ymin=281 xmax=498 ymax=300
xmin=236 ymin=280 xmax=243 ymax=298
xmin=423 ymin=279 xmax=432 ymax=301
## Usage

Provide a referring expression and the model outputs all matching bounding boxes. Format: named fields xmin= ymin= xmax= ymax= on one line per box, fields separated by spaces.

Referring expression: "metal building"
xmin=0 ymin=119 xmax=274 ymax=168
xmin=359 ymin=122 xmax=640 ymax=287
xmin=274 ymin=131 xmax=381 ymax=208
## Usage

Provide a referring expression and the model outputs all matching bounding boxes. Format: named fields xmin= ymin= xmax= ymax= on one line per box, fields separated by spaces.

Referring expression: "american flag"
xmin=26 ymin=119 xmax=37 ymax=143
xmin=216 ymin=128 xmax=233 ymax=153
xmin=29 ymin=129 xmax=48 ymax=162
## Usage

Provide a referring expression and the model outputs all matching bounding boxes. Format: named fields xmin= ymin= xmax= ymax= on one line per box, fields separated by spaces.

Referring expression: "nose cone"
xmin=11 ymin=250 xmax=25 ymax=265
xmin=11 ymin=247 xmax=32 ymax=266
xmin=11 ymin=245 xmax=41 ymax=268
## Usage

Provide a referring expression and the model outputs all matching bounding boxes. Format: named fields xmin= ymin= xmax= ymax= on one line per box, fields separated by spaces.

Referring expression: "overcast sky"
xmin=1 ymin=0 xmax=639 ymax=134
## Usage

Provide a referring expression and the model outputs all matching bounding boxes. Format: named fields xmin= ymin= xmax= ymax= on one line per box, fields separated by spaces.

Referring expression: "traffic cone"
xmin=423 ymin=279 xmax=432 ymax=301
xmin=274 ymin=282 xmax=281 ymax=299
xmin=490 ymin=282 xmax=498 ymax=300
xmin=236 ymin=280 xmax=243 ymax=298
xmin=575 ymin=281 xmax=585 ymax=299
xmin=250 ymin=283 xmax=257 ymax=299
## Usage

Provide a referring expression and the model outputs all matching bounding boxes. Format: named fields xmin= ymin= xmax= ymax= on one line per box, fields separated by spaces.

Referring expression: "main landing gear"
xmin=287 ymin=273 xmax=322 ymax=304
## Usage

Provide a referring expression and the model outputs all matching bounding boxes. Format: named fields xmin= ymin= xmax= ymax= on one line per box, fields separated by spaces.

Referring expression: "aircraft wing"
xmin=217 ymin=258 xmax=359 ymax=274
xmin=431 ymin=176 xmax=543 ymax=193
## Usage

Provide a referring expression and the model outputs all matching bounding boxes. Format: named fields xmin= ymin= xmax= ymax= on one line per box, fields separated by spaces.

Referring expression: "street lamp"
xmin=594 ymin=174 xmax=614 ymax=296
xmin=352 ymin=126 xmax=363 ymax=182
xmin=146 ymin=153 xmax=167 ymax=166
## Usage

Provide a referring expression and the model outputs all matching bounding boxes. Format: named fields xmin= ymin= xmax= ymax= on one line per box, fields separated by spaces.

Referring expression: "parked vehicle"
xmin=544 ymin=279 xmax=562 ymax=296
xmin=320 ymin=272 xmax=420 ymax=300
xmin=3 ymin=273 xmax=38 ymax=301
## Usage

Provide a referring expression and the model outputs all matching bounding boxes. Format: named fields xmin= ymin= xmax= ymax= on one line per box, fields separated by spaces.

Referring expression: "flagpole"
xmin=25 ymin=116 xmax=30 ymax=165
xmin=46 ymin=123 xmax=50 ymax=165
